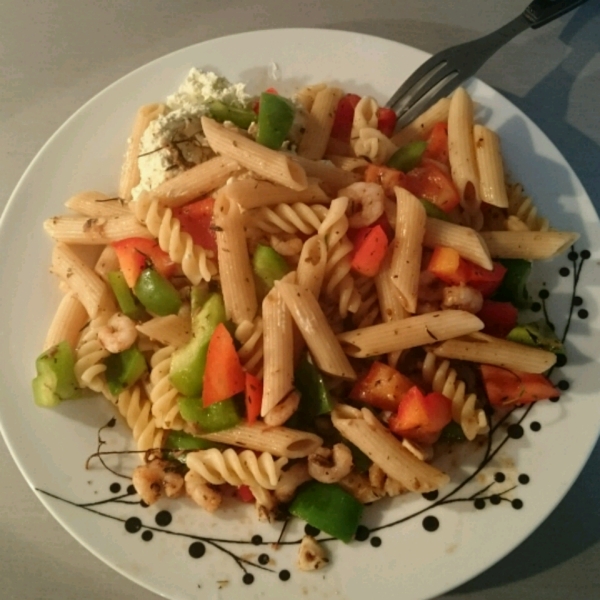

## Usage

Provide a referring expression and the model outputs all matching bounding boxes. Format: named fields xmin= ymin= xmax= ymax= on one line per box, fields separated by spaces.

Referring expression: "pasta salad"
xmin=32 ymin=68 xmax=578 ymax=569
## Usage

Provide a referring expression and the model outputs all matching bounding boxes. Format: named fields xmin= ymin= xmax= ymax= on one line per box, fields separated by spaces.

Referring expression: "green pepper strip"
xmin=104 ymin=346 xmax=148 ymax=397
xmin=506 ymin=319 xmax=565 ymax=355
xmin=289 ymin=481 xmax=364 ymax=543
xmin=134 ymin=268 xmax=182 ymax=316
xmin=256 ymin=92 xmax=295 ymax=150
xmin=252 ymin=244 xmax=291 ymax=300
xmin=165 ymin=430 xmax=224 ymax=451
xmin=178 ymin=396 xmax=242 ymax=433
xmin=419 ymin=198 xmax=450 ymax=221
xmin=208 ymin=100 xmax=256 ymax=130
xmin=387 ymin=140 xmax=427 ymax=172
xmin=295 ymin=353 xmax=335 ymax=419
xmin=440 ymin=421 xmax=467 ymax=443
xmin=493 ymin=259 xmax=532 ymax=308
xmin=32 ymin=341 xmax=80 ymax=408
xmin=107 ymin=271 xmax=147 ymax=320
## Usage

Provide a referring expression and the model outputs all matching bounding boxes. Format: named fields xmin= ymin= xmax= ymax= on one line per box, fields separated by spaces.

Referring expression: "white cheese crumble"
xmin=131 ymin=69 xmax=251 ymax=200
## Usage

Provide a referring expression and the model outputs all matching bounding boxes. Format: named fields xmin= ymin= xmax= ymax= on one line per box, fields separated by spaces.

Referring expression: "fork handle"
xmin=524 ymin=0 xmax=589 ymax=29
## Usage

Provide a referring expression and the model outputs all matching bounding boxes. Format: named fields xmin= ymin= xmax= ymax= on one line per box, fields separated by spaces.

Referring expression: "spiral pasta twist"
xmin=111 ymin=384 xmax=165 ymax=451
xmin=506 ymin=182 xmax=549 ymax=232
xmin=244 ymin=203 xmax=329 ymax=235
xmin=132 ymin=193 xmax=217 ymax=283
xmin=353 ymin=276 xmax=380 ymax=328
xmin=148 ymin=345 xmax=184 ymax=430
xmin=235 ymin=317 xmax=264 ymax=378
xmin=186 ymin=448 xmax=288 ymax=490
xmin=422 ymin=352 xmax=488 ymax=441
xmin=74 ymin=316 xmax=111 ymax=393
xmin=318 ymin=197 xmax=361 ymax=317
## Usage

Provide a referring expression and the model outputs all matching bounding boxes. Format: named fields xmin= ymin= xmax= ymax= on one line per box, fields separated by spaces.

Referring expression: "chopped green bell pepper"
xmin=107 ymin=271 xmax=146 ymax=320
xmin=104 ymin=346 xmax=147 ymax=397
xmin=252 ymin=244 xmax=290 ymax=299
xmin=256 ymin=92 xmax=295 ymax=150
xmin=507 ymin=319 xmax=565 ymax=355
xmin=165 ymin=430 xmax=224 ymax=451
xmin=289 ymin=481 xmax=363 ymax=543
xmin=295 ymin=353 xmax=335 ymax=419
xmin=169 ymin=292 xmax=226 ymax=397
xmin=133 ymin=268 xmax=181 ymax=316
xmin=178 ymin=396 xmax=242 ymax=433
xmin=387 ymin=140 xmax=427 ymax=172
xmin=440 ymin=421 xmax=467 ymax=443
xmin=32 ymin=341 xmax=80 ymax=408
xmin=208 ymin=100 xmax=256 ymax=130
xmin=419 ymin=198 xmax=450 ymax=221
xmin=493 ymin=259 xmax=531 ymax=308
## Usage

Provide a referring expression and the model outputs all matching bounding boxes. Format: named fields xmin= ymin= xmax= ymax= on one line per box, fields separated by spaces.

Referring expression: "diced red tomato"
xmin=422 ymin=122 xmax=449 ymax=166
xmin=426 ymin=247 xmax=471 ymax=286
xmin=350 ymin=224 xmax=389 ymax=277
xmin=172 ymin=197 xmax=217 ymax=253
xmin=364 ymin=164 xmax=408 ymax=198
xmin=331 ymin=93 xmax=361 ymax=143
xmin=376 ymin=107 xmax=397 ymax=138
xmin=244 ymin=372 xmax=263 ymax=425
xmin=350 ymin=361 xmax=415 ymax=412
xmin=477 ymin=300 xmax=518 ymax=338
xmin=404 ymin=158 xmax=460 ymax=212
xmin=203 ymin=323 xmax=246 ymax=407
xmin=388 ymin=386 xmax=452 ymax=444
xmin=481 ymin=364 xmax=560 ymax=407
xmin=236 ymin=485 xmax=255 ymax=503
xmin=112 ymin=237 xmax=176 ymax=288
xmin=468 ymin=262 xmax=507 ymax=297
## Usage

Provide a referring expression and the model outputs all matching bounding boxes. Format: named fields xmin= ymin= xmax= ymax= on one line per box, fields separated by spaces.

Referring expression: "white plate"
xmin=1 ymin=28 xmax=599 ymax=600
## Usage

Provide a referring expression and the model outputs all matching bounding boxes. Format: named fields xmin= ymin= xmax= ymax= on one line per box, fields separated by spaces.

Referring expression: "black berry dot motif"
xmin=188 ymin=542 xmax=205 ymax=559
xmin=422 ymin=516 xmax=439 ymax=532
xmin=35 ymin=246 xmax=590 ymax=590
xmin=155 ymin=511 xmax=172 ymax=527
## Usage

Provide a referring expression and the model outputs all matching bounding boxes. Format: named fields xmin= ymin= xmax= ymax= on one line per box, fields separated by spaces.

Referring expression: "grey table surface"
xmin=1 ymin=1 xmax=599 ymax=599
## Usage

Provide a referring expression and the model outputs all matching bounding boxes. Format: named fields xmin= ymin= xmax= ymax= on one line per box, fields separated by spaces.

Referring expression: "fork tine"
xmin=385 ymin=55 xmax=448 ymax=113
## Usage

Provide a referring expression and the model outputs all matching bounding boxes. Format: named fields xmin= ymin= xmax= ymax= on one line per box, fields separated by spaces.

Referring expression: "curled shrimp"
xmin=441 ymin=285 xmax=483 ymax=314
xmin=132 ymin=459 xmax=185 ymax=506
xmin=97 ymin=312 xmax=138 ymax=353
xmin=339 ymin=182 xmax=385 ymax=228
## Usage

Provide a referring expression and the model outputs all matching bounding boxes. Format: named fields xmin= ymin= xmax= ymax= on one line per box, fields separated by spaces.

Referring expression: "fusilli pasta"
xmin=148 ymin=345 xmax=184 ymax=430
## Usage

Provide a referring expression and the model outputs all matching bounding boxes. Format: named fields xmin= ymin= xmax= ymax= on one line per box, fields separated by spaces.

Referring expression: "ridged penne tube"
xmin=390 ymin=188 xmax=426 ymax=313
xmin=423 ymin=218 xmax=493 ymax=269
xmin=448 ymin=88 xmax=480 ymax=211
xmin=214 ymin=191 xmax=257 ymax=324
xmin=198 ymin=422 xmax=323 ymax=458
xmin=119 ymin=103 xmax=167 ymax=201
xmin=136 ymin=314 xmax=192 ymax=349
xmin=473 ymin=125 xmax=508 ymax=208
xmin=331 ymin=405 xmax=449 ymax=493
xmin=44 ymin=215 xmax=151 ymax=244
xmin=261 ymin=285 xmax=294 ymax=416
xmin=94 ymin=245 xmax=120 ymax=282
xmin=296 ymin=235 xmax=327 ymax=297
xmin=51 ymin=243 xmax=114 ymax=318
xmin=430 ymin=332 xmax=557 ymax=373
xmin=43 ymin=291 xmax=88 ymax=351
xmin=325 ymin=155 xmax=370 ymax=172
xmin=144 ymin=154 xmax=240 ymax=208
xmin=479 ymin=231 xmax=579 ymax=260
xmin=391 ymin=97 xmax=451 ymax=147
xmin=65 ymin=191 xmax=131 ymax=218
xmin=291 ymin=154 xmax=359 ymax=195
xmin=224 ymin=177 xmax=328 ymax=209
xmin=187 ymin=449 xmax=288 ymax=490
xmin=298 ymin=86 xmax=344 ymax=160
xmin=202 ymin=117 xmax=308 ymax=190
xmin=336 ymin=310 xmax=484 ymax=358
xmin=276 ymin=281 xmax=356 ymax=380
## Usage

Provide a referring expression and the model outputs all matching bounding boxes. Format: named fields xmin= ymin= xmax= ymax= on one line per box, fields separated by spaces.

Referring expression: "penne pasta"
xmin=43 ymin=291 xmax=89 ymax=351
xmin=325 ymin=155 xmax=370 ymax=172
xmin=391 ymin=97 xmax=451 ymax=147
xmin=331 ymin=405 xmax=449 ymax=493
xmin=298 ymin=86 xmax=343 ymax=160
xmin=136 ymin=315 xmax=192 ymax=349
xmin=276 ymin=281 xmax=356 ymax=380
xmin=43 ymin=215 xmax=151 ymax=245
xmin=423 ymin=217 xmax=493 ymax=270
xmin=294 ymin=82 xmax=327 ymax=113
xmin=473 ymin=124 xmax=509 ymax=208
xmin=448 ymin=88 xmax=480 ymax=212
xmin=199 ymin=422 xmax=323 ymax=459
xmin=214 ymin=191 xmax=258 ymax=324
xmin=93 ymin=245 xmax=120 ymax=282
xmin=202 ymin=116 xmax=308 ymax=190
xmin=291 ymin=154 xmax=359 ymax=196
xmin=65 ymin=191 xmax=130 ymax=218
xmin=336 ymin=310 xmax=484 ymax=358
xmin=430 ymin=332 xmax=557 ymax=373
xmin=296 ymin=235 xmax=327 ymax=298
xmin=390 ymin=187 xmax=426 ymax=313
xmin=223 ymin=177 xmax=328 ymax=210
xmin=480 ymin=230 xmax=579 ymax=260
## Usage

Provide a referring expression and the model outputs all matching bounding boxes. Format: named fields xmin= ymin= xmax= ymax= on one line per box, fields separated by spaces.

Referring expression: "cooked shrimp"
xmin=132 ymin=459 xmax=185 ymax=506
xmin=441 ymin=285 xmax=483 ymax=314
xmin=97 ymin=312 xmax=137 ymax=353
xmin=308 ymin=443 xmax=353 ymax=484
xmin=339 ymin=182 xmax=385 ymax=228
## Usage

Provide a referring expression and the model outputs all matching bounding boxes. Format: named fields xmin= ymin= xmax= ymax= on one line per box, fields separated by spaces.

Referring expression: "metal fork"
xmin=386 ymin=0 xmax=590 ymax=129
